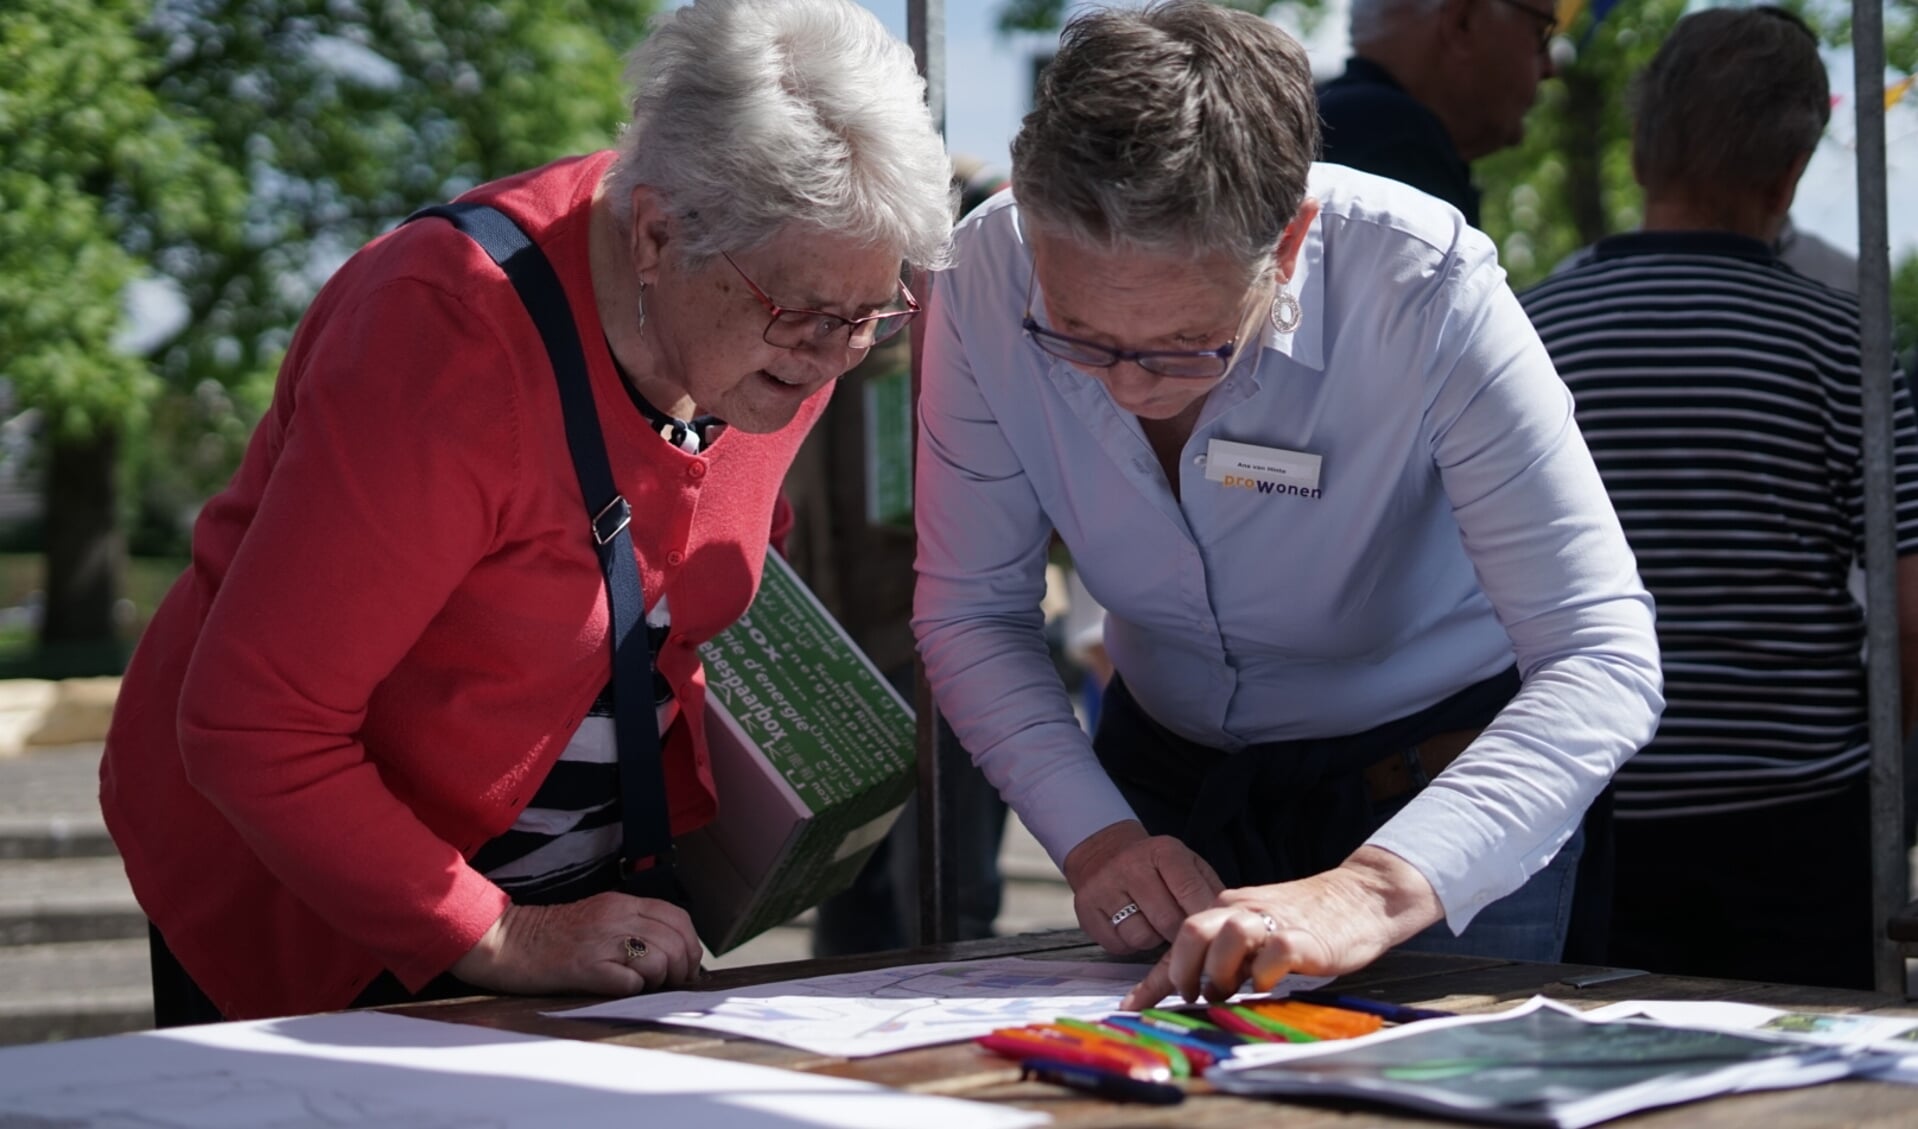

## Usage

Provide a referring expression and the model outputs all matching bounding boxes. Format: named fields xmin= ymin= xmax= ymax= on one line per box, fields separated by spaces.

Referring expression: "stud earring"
xmin=1270 ymin=287 xmax=1302 ymax=334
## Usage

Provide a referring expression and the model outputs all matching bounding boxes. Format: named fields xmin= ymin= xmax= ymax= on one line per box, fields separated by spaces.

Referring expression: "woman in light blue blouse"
xmin=911 ymin=0 xmax=1663 ymax=1007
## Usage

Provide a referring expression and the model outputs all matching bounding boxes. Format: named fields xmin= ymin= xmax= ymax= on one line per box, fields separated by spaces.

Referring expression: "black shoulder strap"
xmin=405 ymin=202 xmax=675 ymax=885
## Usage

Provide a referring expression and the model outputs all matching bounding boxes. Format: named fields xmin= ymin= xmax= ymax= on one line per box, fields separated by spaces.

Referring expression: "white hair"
xmin=1347 ymin=0 xmax=1446 ymax=48
xmin=604 ymin=0 xmax=953 ymax=270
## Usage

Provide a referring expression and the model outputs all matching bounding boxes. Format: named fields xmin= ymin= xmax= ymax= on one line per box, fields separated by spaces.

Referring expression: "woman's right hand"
xmin=450 ymin=892 xmax=703 ymax=997
xmin=1061 ymin=819 xmax=1223 ymax=954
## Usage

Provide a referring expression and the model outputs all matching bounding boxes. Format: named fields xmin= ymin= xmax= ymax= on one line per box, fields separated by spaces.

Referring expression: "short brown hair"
xmin=1010 ymin=0 xmax=1319 ymax=273
xmin=1632 ymin=7 xmax=1829 ymax=196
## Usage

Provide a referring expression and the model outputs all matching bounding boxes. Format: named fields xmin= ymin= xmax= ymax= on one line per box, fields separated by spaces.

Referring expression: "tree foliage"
xmin=3 ymin=0 xmax=659 ymax=657
xmin=1475 ymin=0 xmax=1691 ymax=284
xmin=0 ymin=0 xmax=240 ymax=442
xmin=143 ymin=0 xmax=657 ymax=408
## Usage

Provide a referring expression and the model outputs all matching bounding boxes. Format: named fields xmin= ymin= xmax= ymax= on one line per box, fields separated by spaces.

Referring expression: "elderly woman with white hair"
xmin=102 ymin=0 xmax=952 ymax=1024
xmin=912 ymin=0 xmax=1660 ymax=1008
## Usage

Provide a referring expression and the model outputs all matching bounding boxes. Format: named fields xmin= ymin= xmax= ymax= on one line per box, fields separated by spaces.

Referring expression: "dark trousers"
xmin=1090 ymin=668 xmax=1605 ymax=963
xmin=148 ymin=924 xmax=481 ymax=1027
xmin=1607 ymin=776 xmax=1875 ymax=990
xmin=1092 ymin=669 xmax=1520 ymax=888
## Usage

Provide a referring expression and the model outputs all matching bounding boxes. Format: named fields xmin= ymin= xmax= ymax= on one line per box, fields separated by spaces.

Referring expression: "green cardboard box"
xmin=679 ymin=551 xmax=918 ymax=954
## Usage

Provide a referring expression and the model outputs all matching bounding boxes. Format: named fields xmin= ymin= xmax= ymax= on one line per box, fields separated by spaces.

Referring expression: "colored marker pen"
xmin=1100 ymin=1016 xmax=1223 ymax=1071
xmin=1141 ymin=1008 xmax=1249 ymax=1046
xmin=1053 ymin=1017 xmax=1191 ymax=1077
xmin=1287 ymin=991 xmax=1457 ymax=1023
xmin=1217 ymin=1005 xmax=1320 ymax=1043
xmin=1020 ymin=1058 xmax=1185 ymax=1105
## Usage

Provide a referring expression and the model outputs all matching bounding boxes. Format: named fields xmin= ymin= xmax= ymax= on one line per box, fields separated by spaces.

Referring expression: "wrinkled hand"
xmin=451 ymin=892 xmax=703 ymax=997
xmin=1120 ymin=846 xmax=1443 ymax=1010
xmin=1062 ymin=820 xmax=1223 ymax=954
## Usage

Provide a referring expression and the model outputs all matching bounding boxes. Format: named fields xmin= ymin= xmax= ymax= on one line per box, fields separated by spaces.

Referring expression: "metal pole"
xmin=1852 ymin=0 xmax=1907 ymax=995
xmin=907 ymin=0 xmax=960 ymax=946
xmin=909 ymin=0 xmax=946 ymax=137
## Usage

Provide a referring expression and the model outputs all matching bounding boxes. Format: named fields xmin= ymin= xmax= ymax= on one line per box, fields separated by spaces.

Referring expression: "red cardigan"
xmin=99 ymin=153 xmax=824 ymax=1020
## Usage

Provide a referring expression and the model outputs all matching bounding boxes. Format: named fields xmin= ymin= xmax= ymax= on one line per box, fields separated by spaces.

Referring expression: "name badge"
xmin=1205 ymin=438 xmax=1322 ymax=490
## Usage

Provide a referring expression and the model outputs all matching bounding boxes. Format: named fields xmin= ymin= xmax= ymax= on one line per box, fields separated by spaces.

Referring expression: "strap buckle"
xmin=620 ymin=846 xmax=678 ymax=877
xmin=592 ymin=495 xmax=632 ymax=546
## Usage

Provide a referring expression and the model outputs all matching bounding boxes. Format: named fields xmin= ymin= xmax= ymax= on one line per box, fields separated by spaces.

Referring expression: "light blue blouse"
xmin=912 ymin=165 xmax=1663 ymax=932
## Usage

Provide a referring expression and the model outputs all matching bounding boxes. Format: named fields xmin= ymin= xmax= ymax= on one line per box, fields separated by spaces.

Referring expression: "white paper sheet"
xmin=548 ymin=955 xmax=1333 ymax=1057
xmin=0 ymin=1011 xmax=1049 ymax=1129
xmin=1580 ymin=997 xmax=1918 ymax=1086
xmin=1210 ymin=996 xmax=1878 ymax=1128
xmin=1582 ymin=998 xmax=1918 ymax=1047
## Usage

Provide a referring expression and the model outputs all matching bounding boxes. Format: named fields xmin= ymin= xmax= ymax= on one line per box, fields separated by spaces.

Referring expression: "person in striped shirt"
xmin=1523 ymin=6 xmax=1918 ymax=990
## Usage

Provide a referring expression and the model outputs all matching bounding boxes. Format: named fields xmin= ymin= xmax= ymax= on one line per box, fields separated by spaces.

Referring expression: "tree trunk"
xmin=39 ymin=428 xmax=125 ymax=675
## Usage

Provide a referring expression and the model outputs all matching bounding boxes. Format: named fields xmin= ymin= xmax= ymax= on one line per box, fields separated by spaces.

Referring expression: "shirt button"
xmin=666 ymin=549 xmax=685 ymax=566
xmin=671 ymin=633 xmax=689 ymax=646
xmin=687 ymin=462 xmax=707 ymax=479
xmin=1193 ymin=454 xmax=1207 ymax=466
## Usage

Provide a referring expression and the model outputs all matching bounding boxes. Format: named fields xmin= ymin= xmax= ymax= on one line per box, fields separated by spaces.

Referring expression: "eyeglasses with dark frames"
xmin=720 ymin=252 xmax=920 ymax=352
xmin=1487 ymin=0 xmax=1558 ymax=51
xmin=1019 ymin=262 xmax=1249 ymax=380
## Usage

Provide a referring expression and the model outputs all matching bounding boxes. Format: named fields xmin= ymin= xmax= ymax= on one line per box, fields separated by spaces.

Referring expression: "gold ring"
xmin=623 ymin=936 xmax=649 ymax=962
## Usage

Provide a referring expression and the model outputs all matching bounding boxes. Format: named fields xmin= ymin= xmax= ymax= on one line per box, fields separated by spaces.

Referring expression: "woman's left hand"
xmin=451 ymin=891 xmax=704 ymax=997
xmin=1119 ymin=846 xmax=1443 ymax=1010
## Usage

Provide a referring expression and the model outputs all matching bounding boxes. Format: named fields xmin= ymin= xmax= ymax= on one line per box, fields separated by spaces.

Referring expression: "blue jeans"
xmin=1396 ymin=821 xmax=1585 ymax=963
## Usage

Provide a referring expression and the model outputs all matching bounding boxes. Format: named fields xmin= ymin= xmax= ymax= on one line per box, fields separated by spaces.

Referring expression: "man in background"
xmin=1318 ymin=0 xmax=1558 ymax=225
xmin=1523 ymin=6 xmax=1918 ymax=989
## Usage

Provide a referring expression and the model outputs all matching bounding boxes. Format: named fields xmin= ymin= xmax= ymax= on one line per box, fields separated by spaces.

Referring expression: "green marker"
xmin=1139 ymin=1008 xmax=1247 ymax=1047
xmin=1228 ymin=1005 xmax=1321 ymax=1043
xmin=1141 ymin=1008 xmax=1214 ymax=1031
xmin=1054 ymin=1017 xmax=1192 ymax=1078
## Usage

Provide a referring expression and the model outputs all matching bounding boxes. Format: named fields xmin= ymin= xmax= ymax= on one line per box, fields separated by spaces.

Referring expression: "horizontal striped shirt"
xmin=470 ymin=598 xmax=679 ymax=903
xmin=1523 ymin=230 xmax=1918 ymax=818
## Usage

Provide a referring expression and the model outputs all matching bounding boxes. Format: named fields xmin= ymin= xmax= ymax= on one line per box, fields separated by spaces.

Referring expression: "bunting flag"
xmin=1829 ymin=78 xmax=1916 ymax=111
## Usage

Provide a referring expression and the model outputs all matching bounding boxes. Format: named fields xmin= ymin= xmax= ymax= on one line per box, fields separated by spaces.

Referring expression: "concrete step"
xmin=0 ymin=816 xmax=115 ymax=860
xmin=0 ymin=743 xmax=113 ymax=860
xmin=0 ymin=856 xmax=143 ymax=946
xmin=0 ymin=938 xmax=152 ymax=1046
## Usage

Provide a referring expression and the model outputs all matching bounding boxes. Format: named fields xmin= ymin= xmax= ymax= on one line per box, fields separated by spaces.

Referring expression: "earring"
xmin=1270 ymin=287 xmax=1302 ymax=334
xmin=635 ymin=281 xmax=648 ymax=335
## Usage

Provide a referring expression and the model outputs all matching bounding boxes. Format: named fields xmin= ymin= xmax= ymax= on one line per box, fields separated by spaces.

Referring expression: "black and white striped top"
xmin=467 ymin=597 xmax=680 ymax=904
xmin=469 ymin=368 xmax=721 ymax=903
xmin=1523 ymin=231 xmax=1918 ymax=819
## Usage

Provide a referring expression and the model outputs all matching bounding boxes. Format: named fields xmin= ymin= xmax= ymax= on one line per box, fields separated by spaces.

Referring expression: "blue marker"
xmin=1287 ymin=990 xmax=1457 ymax=1023
xmin=1102 ymin=1016 xmax=1232 ymax=1067
xmin=1020 ymin=1058 xmax=1185 ymax=1105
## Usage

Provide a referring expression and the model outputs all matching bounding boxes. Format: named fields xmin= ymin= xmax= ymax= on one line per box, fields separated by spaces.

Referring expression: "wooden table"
xmin=396 ymin=930 xmax=1918 ymax=1127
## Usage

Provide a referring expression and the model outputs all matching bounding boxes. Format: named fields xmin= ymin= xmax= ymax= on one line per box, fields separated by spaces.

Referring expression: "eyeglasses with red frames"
xmin=720 ymin=252 xmax=920 ymax=351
